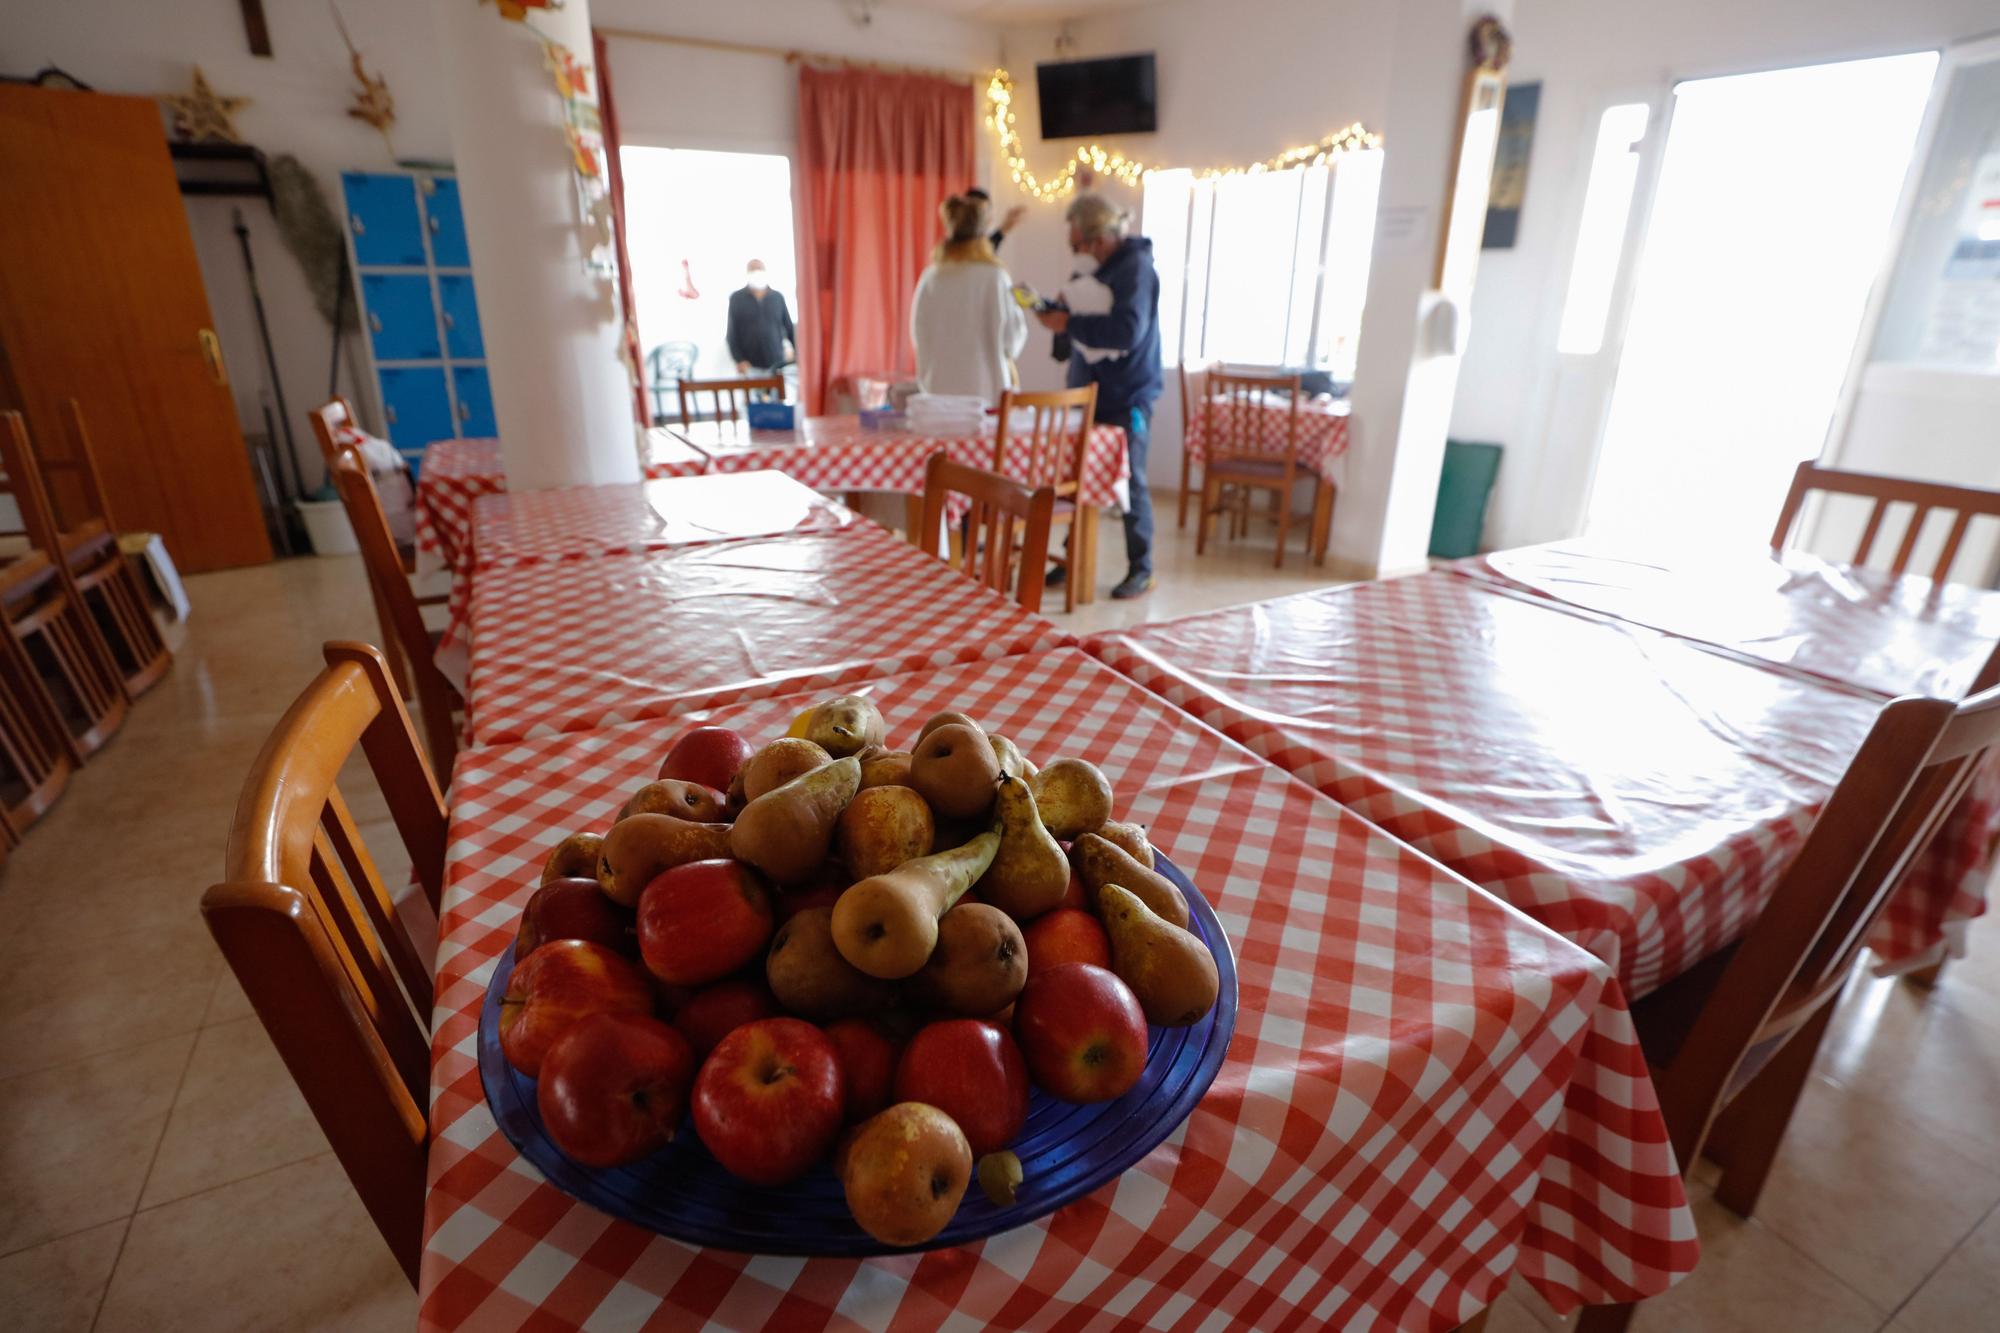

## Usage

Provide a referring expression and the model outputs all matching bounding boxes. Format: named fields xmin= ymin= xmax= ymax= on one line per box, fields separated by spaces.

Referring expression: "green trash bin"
xmin=1428 ymin=439 xmax=1503 ymax=559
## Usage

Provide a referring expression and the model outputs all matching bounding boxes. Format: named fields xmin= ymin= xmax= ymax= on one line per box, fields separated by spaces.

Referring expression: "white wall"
xmin=1454 ymin=0 xmax=2000 ymax=552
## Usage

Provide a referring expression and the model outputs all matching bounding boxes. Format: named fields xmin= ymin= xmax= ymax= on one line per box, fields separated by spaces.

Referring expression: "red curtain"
xmin=593 ymin=29 xmax=649 ymax=426
xmin=795 ymin=66 xmax=974 ymax=415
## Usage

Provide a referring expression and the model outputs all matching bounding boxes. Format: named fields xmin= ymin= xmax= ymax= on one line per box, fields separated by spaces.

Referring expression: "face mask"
xmin=1070 ymin=252 xmax=1099 ymax=276
xmin=747 ymin=273 xmax=769 ymax=290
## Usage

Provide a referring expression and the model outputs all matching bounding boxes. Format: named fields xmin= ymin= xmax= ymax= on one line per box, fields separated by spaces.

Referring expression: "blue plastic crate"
xmin=746 ymin=401 xmax=795 ymax=430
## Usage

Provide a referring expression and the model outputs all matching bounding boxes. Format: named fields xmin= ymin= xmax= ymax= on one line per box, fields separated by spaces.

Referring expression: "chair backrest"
xmin=307 ymin=397 xmax=362 ymax=468
xmin=1177 ymin=359 xmax=1215 ymax=438
xmin=678 ymin=374 xmax=785 ymax=427
xmin=1204 ymin=370 xmax=1303 ymax=469
xmin=1657 ymin=681 xmax=2000 ymax=1167
xmin=50 ymin=399 xmax=120 ymax=538
xmin=0 ymin=411 xmax=69 ymax=557
xmin=994 ymin=385 xmax=1097 ymax=496
xmin=646 ymin=343 xmax=699 ymax=422
xmin=1770 ymin=461 xmax=2000 ymax=584
xmin=326 ymin=450 xmax=459 ymax=776
xmin=918 ymin=453 xmax=1056 ymax=614
xmin=202 ymin=640 xmax=448 ymax=1285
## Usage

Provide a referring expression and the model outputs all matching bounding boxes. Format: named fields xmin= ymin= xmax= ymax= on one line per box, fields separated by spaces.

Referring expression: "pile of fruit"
xmin=498 ymin=694 xmax=1223 ymax=1247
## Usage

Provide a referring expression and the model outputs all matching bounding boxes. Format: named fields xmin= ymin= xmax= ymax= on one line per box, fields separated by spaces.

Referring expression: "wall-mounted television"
xmin=1036 ymin=54 xmax=1157 ymax=140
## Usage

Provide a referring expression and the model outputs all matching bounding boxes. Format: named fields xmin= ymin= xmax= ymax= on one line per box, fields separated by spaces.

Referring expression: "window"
xmin=1144 ymin=151 xmax=1383 ymax=377
xmin=1555 ymin=104 xmax=1650 ymax=355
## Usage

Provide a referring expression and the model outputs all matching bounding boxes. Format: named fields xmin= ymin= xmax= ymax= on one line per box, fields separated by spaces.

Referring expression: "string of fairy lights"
xmin=985 ymin=68 xmax=1382 ymax=203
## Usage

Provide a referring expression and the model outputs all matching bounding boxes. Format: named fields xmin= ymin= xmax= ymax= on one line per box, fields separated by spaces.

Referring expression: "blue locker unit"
xmin=452 ymin=366 xmax=496 ymax=437
xmin=340 ymin=169 xmax=494 ymax=463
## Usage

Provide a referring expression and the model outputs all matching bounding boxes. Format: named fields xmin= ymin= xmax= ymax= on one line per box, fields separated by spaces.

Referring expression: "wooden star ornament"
xmin=164 ymin=67 xmax=250 ymax=144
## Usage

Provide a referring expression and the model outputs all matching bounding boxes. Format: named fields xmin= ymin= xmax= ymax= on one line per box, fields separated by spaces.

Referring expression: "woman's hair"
xmin=1065 ymin=192 xmax=1127 ymax=243
xmin=934 ymin=194 xmax=997 ymax=264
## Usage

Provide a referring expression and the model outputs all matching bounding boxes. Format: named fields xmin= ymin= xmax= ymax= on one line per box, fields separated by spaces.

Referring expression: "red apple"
xmin=826 ymin=1017 xmax=902 ymax=1122
xmin=777 ymin=879 xmax=845 ymax=923
xmin=537 ymin=1012 xmax=695 ymax=1168
xmin=692 ymin=1017 xmax=845 ymax=1185
xmin=637 ymin=859 xmax=774 ymax=986
xmin=1022 ymin=908 xmax=1110 ymax=978
xmin=673 ymin=977 xmax=782 ymax=1058
xmin=1056 ymin=868 xmax=1087 ymax=912
xmin=500 ymin=940 xmax=654 ymax=1078
xmin=1013 ymin=963 xmax=1148 ymax=1103
xmin=660 ymin=725 xmax=756 ymax=793
xmin=894 ymin=1020 xmax=1029 ymax=1155
xmin=518 ymin=877 xmax=634 ymax=958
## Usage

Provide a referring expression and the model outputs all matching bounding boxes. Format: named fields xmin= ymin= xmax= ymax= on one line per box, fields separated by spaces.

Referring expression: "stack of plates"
xmin=906 ymin=393 xmax=987 ymax=437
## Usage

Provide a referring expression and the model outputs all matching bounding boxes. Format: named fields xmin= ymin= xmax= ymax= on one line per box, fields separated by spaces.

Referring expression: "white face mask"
xmin=747 ymin=272 xmax=769 ymax=291
xmin=1070 ymin=252 xmax=1099 ymax=276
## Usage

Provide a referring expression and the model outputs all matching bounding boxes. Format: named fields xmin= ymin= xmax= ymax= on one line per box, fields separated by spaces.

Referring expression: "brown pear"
xmin=1097 ymin=820 xmax=1155 ymax=869
xmin=989 ymin=733 xmax=1037 ymax=781
xmin=1072 ymin=833 xmax=1189 ymax=929
xmin=619 ymin=779 xmax=729 ymax=824
xmin=742 ymin=737 xmax=832 ymax=801
xmin=1098 ymin=884 xmax=1218 ymax=1026
xmin=910 ymin=722 xmax=1001 ymax=820
xmin=541 ymin=832 xmax=603 ymax=885
xmin=1029 ymin=758 xmax=1113 ymax=840
xmin=858 ymin=751 xmax=914 ymax=790
xmin=978 ymin=772 xmax=1070 ymax=920
xmin=917 ymin=710 xmax=979 ymax=745
xmin=766 ymin=906 xmax=896 ymax=1020
xmin=804 ymin=695 xmax=887 ymax=758
xmin=837 ymin=785 xmax=935 ymax=880
xmin=595 ymin=814 xmax=733 ymax=906
xmin=910 ymin=902 xmax=1027 ymax=1015
xmin=730 ymin=755 xmax=862 ymax=884
xmin=831 ymin=832 xmax=1000 ymax=978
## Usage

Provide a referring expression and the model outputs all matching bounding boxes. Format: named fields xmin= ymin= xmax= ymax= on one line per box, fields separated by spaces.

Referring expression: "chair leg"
xmin=1273 ymin=484 xmax=1293 ymax=569
xmin=1197 ymin=473 xmax=1220 ymax=555
xmin=1178 ymin=455 xmax=1192 ymax=530
xmin=1709 ymin=1000 xmax=1837 ymax=1219
xmin=1063 ymin=517 xmax=1079 ymax=615
xmin=1574 ymin=1302 xmax=1637 ymax=1333
xmin=1311 ymin=477 xmax=1336 ymax=567
xmin=1079 ymin=507 xmax=1098 ymax=604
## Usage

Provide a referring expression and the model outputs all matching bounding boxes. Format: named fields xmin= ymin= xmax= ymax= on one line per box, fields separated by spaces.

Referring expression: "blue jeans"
xmin=1120 ymin=404 xmax=1154 ymax=577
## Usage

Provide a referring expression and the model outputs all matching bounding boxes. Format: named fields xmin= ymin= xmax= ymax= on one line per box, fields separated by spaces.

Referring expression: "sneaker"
xmin=1045 ymin=562 xmax=1069 ymax=588
xmin=1110 ymin=571 xmax=1155 ymax=600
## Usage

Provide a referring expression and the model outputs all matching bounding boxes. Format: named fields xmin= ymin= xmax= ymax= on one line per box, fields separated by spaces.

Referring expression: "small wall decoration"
xmin=332 ymin=4 xmax=397 ymax=158
xmin=533 ymin=33 xmax=616 ymax=282
xmin=1483 ymin=81 xmax=1539 ymax=249
xmin=484 ymin=0 xmax=563 ymax=23
xmin=163 ymin=67 xmax=251 ymax=144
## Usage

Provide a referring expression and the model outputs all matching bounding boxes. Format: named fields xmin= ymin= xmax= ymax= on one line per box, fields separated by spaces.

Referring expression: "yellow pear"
xmin=1029 ymin=758 xmax=1113 ymax=840
xmin=1072 ymin=832 xmax=1189 ymax=929
xmin=804 ymin=694 xmax=887 ymax=758
xmin=742 ymin=737 xmax=831 ymax=801
xmin=1097 ymin=820 xmax=1155 ymax=869
xmin=1098 ymin=884 xmax=1218 ymax=1027
xmin=910 ymin=722 xmax=1002 ymax=820
xmin=831 ymin=832 xmax=1000 ymax=978
xmin=989 ymin=733 xmax=1037 ymax=781
xmin=978 ymin=772 xmax=1070 ymax=920
xmin=730 ymin=756 xmax=862 ymax=884
xmin=541 ymin=831 xmax=603 ymax=885
xmin=595 ymin=815 xmax=733 ymax=906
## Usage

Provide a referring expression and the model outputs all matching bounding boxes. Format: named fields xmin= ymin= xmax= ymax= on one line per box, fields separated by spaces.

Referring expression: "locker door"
xmin=342 ymin=172 xmax=426 ymax=266
xmin=452 ymin=365 xmax=496 ymax=437
xmin=423 ymin=176 xmax=471 ymax=267
xmin=379 ymin=366 xmax=456 ymax=451
xmin=361 ymin=273 xmax=442 ymax=361
xmin=437 ymin=274 xmax=485 ymax=360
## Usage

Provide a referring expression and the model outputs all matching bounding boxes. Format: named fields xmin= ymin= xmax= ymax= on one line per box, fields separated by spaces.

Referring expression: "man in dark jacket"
xmin=1035 ymin=194 xmax=1162 ymax=599
xmin=726 ymin=259 xmax=795 ymax=374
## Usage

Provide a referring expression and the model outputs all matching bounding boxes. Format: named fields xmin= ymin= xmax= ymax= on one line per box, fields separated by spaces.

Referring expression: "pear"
xmin=618 ymin=779 xmax=729 ymax=824
xmin=978 ymin=772 xmax=1070 ymax=920
xmin=858 ymin=751 xmax=914 ymax=790
xmin=989 ymin=733 xmax=1037 ymax=781
xmin=804 ymin=694 xmax=886 ymax=758
xmin=1097 ymin=820 xmax=1155 ymax=869
xmin=1072 ymin=832 xmax=1190 ymax=929
xmin=831 ymin=832 xmax=1000 ymax=978
xmin=1029 ymin=758 xmax=1113 ymax=840
xmin=595 ymin=814 xmax=734 ymax=906
xmin=766 ymin=906 xmax=897 ymax=1020
xmin=1098 ymin=884 xmax=1218 ymax=1026
xmin=837 ymin=785 xmax=935 ymax=879
xmin=909 ymin=901 xmax=1027 ymax=1015
xmin=911 ymin=722 xmax=1002 ymax=820
xmin=541 ymin=831 xmax=603 ymax=885
xmin=917 ymin=710 xmax=980 ymax=745
xmin=742 ymin=737 xmax=832 ymax=801
xmin=730 ymin=755 xmax=861 ymax=885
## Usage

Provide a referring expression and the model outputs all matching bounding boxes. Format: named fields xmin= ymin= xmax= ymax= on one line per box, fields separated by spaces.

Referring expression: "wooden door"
xmin=0 ymin=85 xmax=271 ymax=572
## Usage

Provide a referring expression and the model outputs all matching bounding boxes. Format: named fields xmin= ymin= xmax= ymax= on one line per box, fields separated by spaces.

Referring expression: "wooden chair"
xmin=994 ymin=385 xmax=1098 ymax=612
xmin=202 ymin=641 xmax=448 ymax=1286
xmin=918 ymin=454 xmax=1056 ymax=615
xmin=1196 ymin=371 xmax=1330 ymax=568
xmin=326 ymin=450 xmax=460 ymax=778
xmin=0 ymin=608 xmax=76 ymax=835
xmin=309 ymin=399 xmax=421 ymax=701
xmin=1575 ymin=681 xmax=2000 ymax=1332
xmin=1771 ymin=461 xmax=2000 ymax=585
xmin=0 ymin=411 xmax=128 ymax=756
xmin=677 ymin=374 xmax=786 ymax=427
xmin=1175 ymin=358 xmax=1216 ymax=530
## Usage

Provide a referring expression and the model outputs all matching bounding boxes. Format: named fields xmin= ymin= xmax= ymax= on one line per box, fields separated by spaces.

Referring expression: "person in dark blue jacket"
xmin=1035 ymin=193 xmax=1162 ymax=599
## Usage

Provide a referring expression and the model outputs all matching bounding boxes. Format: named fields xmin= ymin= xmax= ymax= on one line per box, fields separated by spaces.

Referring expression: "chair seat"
xmin=1209 ymin=456 xmax=1296 ymax=482
xmin=0 ymin=551 xmax=57 ymax=606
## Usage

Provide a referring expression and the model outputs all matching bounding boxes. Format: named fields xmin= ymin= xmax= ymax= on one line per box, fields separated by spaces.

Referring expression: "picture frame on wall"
xmin=1484 ymin=80 xmax=1540 ymax=249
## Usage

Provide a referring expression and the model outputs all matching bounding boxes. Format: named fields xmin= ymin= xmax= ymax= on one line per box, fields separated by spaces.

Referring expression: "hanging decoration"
xmin=985 ymin=67 xmax=1381 ymax=203
xmin=483 ymin=0 xmax=562 ymax=23
xmin=532 ymin=32 xmax=617 ymax=287
xmin=331 ymin=4 xmax=397 ymax=159
xmin=162 ymin=67 xmax=252 ymax=145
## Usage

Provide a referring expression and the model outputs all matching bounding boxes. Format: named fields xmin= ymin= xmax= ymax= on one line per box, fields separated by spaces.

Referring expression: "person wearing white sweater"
xmin=910 ymin=194 xmax=1028 ymax=408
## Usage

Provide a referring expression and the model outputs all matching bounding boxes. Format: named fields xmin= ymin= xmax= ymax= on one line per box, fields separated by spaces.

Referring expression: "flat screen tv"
xmin=1036 ymin=54 xmax=1157 ymax=140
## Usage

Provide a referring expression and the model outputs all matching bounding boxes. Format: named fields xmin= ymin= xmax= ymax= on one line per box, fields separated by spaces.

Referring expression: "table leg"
xmin=1310 ymin=477 xmax=1336 ymax=567
xmin=1077 ymin=507 xmax=1098 ymax=605
xmin=903 ymin=494 xmax=924 ymax=546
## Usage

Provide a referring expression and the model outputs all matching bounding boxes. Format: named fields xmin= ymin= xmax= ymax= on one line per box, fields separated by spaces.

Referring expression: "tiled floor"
xmin=4 ymin=505 xmax=1999 ymax=1331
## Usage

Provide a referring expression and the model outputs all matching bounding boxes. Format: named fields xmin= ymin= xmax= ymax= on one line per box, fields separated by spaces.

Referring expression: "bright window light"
xmin=1556 ymin=103 xmax=1650 ymax=355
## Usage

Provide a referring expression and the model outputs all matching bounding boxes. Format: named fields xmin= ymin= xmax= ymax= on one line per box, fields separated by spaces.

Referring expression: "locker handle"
xmin=385 ymin=405 xmax=398 ymax=425
xmin=457 ymin=400 xmax=470 ymax=421
xmin=197 ymin=329 xmax=228 ymax=386
xmin=441 ymin=313 xmax=455 ymax=329
xmin=350 ymin=213 xmax=366 ymax=236
xmin=429 ymin=215 xmax=441 ymax=232
xmin=369 ymin=312 xmax=383 ymax=333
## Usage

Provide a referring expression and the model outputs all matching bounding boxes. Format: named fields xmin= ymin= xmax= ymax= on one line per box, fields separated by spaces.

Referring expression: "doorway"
xmin=1581 ymin=52 xmax=1939 ymax=548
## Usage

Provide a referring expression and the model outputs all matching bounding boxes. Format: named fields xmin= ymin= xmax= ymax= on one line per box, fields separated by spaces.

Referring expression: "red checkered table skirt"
xmin=1182 ymin=398 xmax=1351 ymax=484
xmin=464 ymin=521 xmax=1071 ymax=745
xmin=1081 ymin=573 xmax=1989 ymax=996
xmin=422 ymin=649 xmax=1696 ymax=1330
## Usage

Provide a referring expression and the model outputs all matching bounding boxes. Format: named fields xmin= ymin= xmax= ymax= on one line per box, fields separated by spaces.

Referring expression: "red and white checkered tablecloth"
xmin=415 ymin=434 xmax=712 ymax=575
xmin=1083 ymin=573 xmax=1930 ymax=997
xmin=464 ymin=521 xmax=1070 ymax=745
xmin=1182 ymin=398 xmax=1351 ymax=485
xmin=423 ymin=648 xmax=1697 ymax=1331
xmin=675 ymin=414 xmax=1131 ymax=510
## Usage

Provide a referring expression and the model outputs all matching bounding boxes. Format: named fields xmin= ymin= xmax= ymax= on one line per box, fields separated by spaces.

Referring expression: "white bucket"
xmin=298 ymin=498 xmax=358 ymax=556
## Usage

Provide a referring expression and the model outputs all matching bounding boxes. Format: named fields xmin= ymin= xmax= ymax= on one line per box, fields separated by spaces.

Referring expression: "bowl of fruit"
xmin=478 ymin=696 xmax=1237 ymax=1253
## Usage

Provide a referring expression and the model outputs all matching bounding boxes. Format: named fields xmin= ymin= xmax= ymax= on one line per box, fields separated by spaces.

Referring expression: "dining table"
xmin=1083 ymin=570 xmax=2000 ymax=995
xmin=1181 ymin=394 xmax=1351 ymax=484
xmin=422 ymin=647 xmax=1699 ymax=1331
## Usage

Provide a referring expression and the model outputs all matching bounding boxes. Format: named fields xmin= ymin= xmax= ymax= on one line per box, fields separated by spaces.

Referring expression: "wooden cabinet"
xmin=0 ymin=85 xmax=271 ymax=573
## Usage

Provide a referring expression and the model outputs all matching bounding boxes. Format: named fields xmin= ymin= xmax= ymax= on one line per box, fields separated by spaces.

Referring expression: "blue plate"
xmin=478 ymin=852 xmax=1238 ymax=1256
